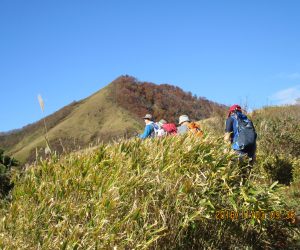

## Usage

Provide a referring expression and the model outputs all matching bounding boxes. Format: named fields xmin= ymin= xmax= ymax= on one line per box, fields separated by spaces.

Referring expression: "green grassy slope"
xmin=2 ymin=84 xmax=143 ymax=163
xmin=0 ymin=101 xmax=80 ymax=152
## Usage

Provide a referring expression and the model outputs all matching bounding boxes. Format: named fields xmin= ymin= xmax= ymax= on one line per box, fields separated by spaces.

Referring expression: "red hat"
xmin=228 ymin=104 xmax=242 ymax=117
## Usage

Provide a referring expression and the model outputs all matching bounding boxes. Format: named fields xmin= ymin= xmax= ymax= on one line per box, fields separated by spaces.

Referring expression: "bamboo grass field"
xmin=0 ymin=129 xmax=299 ymax=249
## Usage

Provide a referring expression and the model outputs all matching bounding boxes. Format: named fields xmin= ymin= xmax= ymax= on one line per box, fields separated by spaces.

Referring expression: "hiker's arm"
xmin=139 ymin=125 xmax=152 ymax=139
xmin=224 ymin=132 xmax=232 ymax=144
xmin=224 ymin=118 xmax=233 ymax=144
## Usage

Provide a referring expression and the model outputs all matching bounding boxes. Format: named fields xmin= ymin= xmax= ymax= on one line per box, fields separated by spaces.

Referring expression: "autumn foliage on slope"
xmin=109 ymin=76 xmax=226 ymax=123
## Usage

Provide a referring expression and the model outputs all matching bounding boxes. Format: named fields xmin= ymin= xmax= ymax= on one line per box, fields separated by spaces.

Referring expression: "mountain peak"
xmin=0 ymin=77 xmax=225 ymax=163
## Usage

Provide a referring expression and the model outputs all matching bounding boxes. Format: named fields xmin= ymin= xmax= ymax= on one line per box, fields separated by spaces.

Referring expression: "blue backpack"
xmin=232 ymin=112 xmax=257 ymax=151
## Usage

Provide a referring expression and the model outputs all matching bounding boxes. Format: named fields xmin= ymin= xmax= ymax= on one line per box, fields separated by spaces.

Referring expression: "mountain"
xmin=0 ymin=76 xmax=226 ymax=163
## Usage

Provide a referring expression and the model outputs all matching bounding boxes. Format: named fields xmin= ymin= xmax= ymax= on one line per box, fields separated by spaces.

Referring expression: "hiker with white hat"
xmin=139 ymin=114 xmax=156 ymax=139
xmin=177 ymin=115 xmax=191 ymax=135
xmin=155 ymin=119 xmax=167 ymax=137
xmin=177 ymin=115 xmax=203 ymax=137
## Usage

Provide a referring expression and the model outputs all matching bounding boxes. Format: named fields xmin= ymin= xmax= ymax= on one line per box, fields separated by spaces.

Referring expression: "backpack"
xmin=187 ymin=122 xmax=203 ymax=138
xmin=151 ymin=123 xmax=166 ymax=137
xmin=232 ymin=112 xmax=257 ymax=151
xmin=162 ymin=123 xmax=177 ymax=135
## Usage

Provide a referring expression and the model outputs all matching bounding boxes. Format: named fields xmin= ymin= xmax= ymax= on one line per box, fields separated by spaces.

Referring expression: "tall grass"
xmin=0 ymin=135 xmax=298 ymax=249
xmin=38 ymin=94 xmax=52 ymax=155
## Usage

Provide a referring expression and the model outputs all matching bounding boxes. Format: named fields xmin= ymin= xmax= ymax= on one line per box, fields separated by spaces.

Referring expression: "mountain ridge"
xmin=0 ymin=76 xmax=226 ymax=162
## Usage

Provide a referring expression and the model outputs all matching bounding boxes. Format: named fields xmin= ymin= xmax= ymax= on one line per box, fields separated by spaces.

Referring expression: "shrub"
xmin=0 ymin=149 xmax=18 ymax=199
xmin=259 ymin=154 xmax=295 ymax=185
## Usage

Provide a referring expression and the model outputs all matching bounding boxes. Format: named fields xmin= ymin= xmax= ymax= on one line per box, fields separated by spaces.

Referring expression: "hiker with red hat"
xmin=225 ymin=104 xmax=257 ymax=167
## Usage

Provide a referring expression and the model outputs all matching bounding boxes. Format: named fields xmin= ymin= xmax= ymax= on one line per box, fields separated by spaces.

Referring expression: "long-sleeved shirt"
xmin=139 ymin=122 xmax=154 ymax=139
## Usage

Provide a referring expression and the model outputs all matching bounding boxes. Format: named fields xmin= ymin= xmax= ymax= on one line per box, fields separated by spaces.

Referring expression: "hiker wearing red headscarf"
xmin=224 ymin=105 xmax=257 ymax=166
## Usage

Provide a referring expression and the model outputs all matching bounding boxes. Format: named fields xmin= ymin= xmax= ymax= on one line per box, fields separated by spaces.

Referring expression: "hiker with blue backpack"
xmin=139 ymin=114 xmax=158 ymax=139
xmin=224 ymin=105 xmax=257 ymax=166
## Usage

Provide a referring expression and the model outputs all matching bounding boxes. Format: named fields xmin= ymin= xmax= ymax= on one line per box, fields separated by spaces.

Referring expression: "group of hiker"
xmin=139 ymin=114 xmax=203 ymax=139
xmin=139 ymin=104 xmax=257 ymax=164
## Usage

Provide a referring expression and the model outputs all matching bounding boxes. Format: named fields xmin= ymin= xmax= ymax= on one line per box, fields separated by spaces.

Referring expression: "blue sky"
xmin=1 ymin=0 xmax=300 ymax=132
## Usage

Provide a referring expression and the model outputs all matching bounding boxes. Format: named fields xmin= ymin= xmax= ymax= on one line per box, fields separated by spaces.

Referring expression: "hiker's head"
xmin=228 ymin=104 xmax=242 ymax=117
xmin=158 ymin=119 xmax=167 ymax=127
xmin=143 ymin=114 xmax=153 ymax=124
xmin=179 ymin=115 xmax=190 ymax=125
